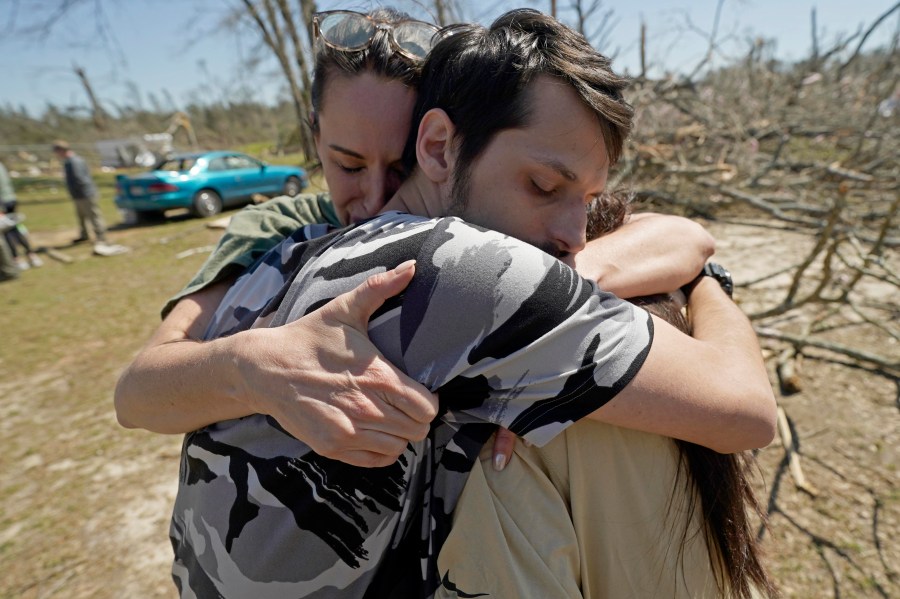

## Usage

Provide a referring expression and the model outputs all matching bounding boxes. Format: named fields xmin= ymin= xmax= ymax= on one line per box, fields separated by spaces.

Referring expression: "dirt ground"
xmin=1 ymin=219 xmax=897 ymax=598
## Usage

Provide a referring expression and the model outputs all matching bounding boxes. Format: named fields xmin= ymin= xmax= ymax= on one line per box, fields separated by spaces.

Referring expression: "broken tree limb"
xmin=754 ymin=327 xmax=900 ymax=373
xmin=776 ymin=405 xmax=818 ymax=496
xmin=824 ymin=162 xmax=875 ymax=182
xmin=777 ymin=348 xmax=803 ymax=394
xmin=43 ymin=247 xmax=73 ymax=264
xmin=697 ymin=179 xmax=824 ymax=226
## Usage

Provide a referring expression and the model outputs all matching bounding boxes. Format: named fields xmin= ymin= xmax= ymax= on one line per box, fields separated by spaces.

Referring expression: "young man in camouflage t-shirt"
xmin=170 ymin=11 xmax=775 ymax=598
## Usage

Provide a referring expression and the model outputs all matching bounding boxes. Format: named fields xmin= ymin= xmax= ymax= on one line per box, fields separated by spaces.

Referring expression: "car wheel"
xmin=192 ymin=189 xmax=223 ymax=218
xmin=283 ymin=176 xmax=302 ymax=197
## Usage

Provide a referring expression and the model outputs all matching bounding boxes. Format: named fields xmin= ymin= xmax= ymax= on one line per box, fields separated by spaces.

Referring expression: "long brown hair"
xmin=591 ymin=196 xmax=777 ymax=599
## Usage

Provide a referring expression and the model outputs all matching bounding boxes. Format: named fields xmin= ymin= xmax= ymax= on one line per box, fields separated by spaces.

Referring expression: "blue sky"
xmin=0 ymin=0 xmax=896 ymax=116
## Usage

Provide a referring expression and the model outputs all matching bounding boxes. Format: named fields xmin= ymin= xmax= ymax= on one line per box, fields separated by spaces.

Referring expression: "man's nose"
xmin=552 ymin=203 xmax=587 ymax=256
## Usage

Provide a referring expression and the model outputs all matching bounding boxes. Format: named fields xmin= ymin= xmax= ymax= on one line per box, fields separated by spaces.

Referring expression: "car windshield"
xmin=155 ymin=157 xmax=197 ymax=172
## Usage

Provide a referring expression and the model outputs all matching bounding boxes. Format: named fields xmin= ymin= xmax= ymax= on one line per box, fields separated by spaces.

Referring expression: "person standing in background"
xmin=51 ymin=140 xmax=108 ymax=245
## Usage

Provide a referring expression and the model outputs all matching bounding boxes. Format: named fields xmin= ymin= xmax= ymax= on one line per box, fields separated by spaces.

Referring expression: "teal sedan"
xmin=115 ymin=151 xmax=308 ymax=222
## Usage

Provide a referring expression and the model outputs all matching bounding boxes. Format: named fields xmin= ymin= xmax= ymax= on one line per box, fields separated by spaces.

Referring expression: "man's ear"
xmin=415 ymin=108 xmax=456 ymax=184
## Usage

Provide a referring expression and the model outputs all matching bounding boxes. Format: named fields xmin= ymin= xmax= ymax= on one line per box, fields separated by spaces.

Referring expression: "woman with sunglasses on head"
xmin=115 ymin=6 xmax=713 ymax=469
xmin=114 ymin=8 xmax=763 ymax=597
xmin=116 ymin=8 xmax=441 ymax=467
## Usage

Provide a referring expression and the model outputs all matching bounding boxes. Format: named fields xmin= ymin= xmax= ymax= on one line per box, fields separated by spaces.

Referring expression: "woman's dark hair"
xmin=590 ymin=202 xmax=778 ymax=599
xmin=402 ymin=8 xmax=633 ymax=175
xmin=310 ymin=7 xmax=422 ymax=134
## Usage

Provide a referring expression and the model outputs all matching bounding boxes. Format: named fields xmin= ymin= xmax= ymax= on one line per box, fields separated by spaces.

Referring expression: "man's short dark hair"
xmin=402 ymin=8 xmax=633 ymax=175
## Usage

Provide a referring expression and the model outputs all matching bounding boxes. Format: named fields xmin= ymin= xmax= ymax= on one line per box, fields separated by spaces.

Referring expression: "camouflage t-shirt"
xmin=170 ymin=211 xmax=653 ymax=598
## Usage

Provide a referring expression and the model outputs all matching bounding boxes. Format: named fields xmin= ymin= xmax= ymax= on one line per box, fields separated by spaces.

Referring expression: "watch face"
xmin=705 ymin=263 xmax=734 ymax=297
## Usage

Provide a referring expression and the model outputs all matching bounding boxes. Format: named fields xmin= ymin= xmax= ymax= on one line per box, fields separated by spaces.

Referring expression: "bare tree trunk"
xmin=73 ymin=65 xmax=108 ymax=131
xmin=640 ymin=20 xmax=647 ymax=79
xmin=298 ymin=0 xmax=317 ymax=49
xmin=432 ymin=0 xmax=463 ymax=26
xmin=434 ymin=0 xmax=449 ymax=26
xmin=276 ymin=0 xmax=312 ymax=98
xmin=568 ymin=0 xmax=616 ymax=50
xmin=810 ymin=7 xmax=819 ymax=65
xmin=575 ymin=2 xmax=586 ymax=36
xmin=241 ymin=0 xmax=316 ymax=158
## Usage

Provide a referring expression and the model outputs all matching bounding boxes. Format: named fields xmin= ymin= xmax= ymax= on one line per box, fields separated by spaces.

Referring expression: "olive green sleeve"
xmin=160 ymin=193 xmax=339 ymax=319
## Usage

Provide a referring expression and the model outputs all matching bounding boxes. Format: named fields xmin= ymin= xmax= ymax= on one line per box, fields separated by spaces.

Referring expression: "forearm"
xmin=688 ymin=278 xmax=774 ymax=412
xmin=686 ymin=279 xmax=776 ymax=449
xmin=115 ymin=264 xmax=440 ymax=465
xmin=574 ymin=213 xmax=714 ymax=297
xmin=115 ymin=334 xmax=254 ymax=433
xmin=114 ymin=281 xmax=255 ymax=433
xmin=590 ymin=278 xmax=776 ymax=452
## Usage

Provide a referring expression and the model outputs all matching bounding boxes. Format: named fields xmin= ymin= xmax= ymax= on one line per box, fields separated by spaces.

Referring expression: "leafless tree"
xmin=73 ymin=64 xmax=108 ymax=131
xmin=235 ymin=0 xmax=318 ymax=158
xmin=623 ymin=9 xmax=899 ymax=382
xmin=567 ymin=0 xmax=617 ymax=51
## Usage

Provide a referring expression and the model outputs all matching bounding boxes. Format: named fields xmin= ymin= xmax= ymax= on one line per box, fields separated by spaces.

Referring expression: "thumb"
xmin=326 ymin=260 xmax=417 ymax=330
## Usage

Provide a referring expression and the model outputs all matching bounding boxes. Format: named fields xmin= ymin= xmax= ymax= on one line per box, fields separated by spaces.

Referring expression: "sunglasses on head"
xmin=312 ymin=10 xmax=441 ymax=62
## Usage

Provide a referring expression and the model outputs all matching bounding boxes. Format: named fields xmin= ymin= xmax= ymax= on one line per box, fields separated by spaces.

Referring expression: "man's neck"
xmin=380 ymin=171 xmax=446 ymax=219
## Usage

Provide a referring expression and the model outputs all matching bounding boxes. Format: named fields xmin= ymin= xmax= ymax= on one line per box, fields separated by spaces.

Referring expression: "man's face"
xmin=448 ymin=75 xmax=609 ymax=260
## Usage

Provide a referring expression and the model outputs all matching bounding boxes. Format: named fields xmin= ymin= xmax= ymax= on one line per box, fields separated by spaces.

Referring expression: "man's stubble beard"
xmin=447 ymin=160 xmax=471 ymax=220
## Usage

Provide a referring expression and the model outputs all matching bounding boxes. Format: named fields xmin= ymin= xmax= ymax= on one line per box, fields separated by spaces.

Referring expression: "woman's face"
xmin=315 ymin=72 xmax=417 ymax=225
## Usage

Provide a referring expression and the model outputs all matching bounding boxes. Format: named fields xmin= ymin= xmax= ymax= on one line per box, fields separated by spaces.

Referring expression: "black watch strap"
xmin=682 ymin=262 xmax=733 ymax=298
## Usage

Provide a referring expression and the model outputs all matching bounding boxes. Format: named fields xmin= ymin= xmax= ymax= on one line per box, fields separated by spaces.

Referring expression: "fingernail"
xmin=395 ymin=259 xmax=416 ymax=273
xmin=523 ymin=438 xmax=534 ymax=448
xmin=493 ymin=453 xmax=507 ymax=472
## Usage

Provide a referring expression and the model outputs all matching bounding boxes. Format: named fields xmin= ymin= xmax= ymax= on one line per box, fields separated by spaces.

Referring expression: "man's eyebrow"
xmin=328 ymin=144 xmax=364 ymax=160
xmin=534 ymin=157 xmax=578 ymax=182
xmin=534 ymin=153 xmax=609 ymax=185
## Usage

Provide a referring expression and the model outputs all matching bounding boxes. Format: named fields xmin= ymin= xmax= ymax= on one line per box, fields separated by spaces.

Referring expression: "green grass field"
xmin=0 ymin=166 xmax=322 ymax=597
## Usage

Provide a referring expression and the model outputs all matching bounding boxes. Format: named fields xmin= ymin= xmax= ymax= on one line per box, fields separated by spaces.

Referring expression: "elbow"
xmin=113 ymin=392 xmax=134 ymax=429
xmin=116 ymin=411 xmax=137 ymax=430
xmin=710 ymin=386 xmax=778 ymax=453
xmin=721 ymin=414 xmax=776 ymax=454
xmin=113 ymin=372 xmax=139 ymax=430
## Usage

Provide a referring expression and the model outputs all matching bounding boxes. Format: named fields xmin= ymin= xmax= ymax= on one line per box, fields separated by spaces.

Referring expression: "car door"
xmin=258 ymin=159 xmax=285 ymax=195
xmin=227 ymin=153 xmax=273 ymax=199
xmin=202 ymin=156 xmax=239 ymax=202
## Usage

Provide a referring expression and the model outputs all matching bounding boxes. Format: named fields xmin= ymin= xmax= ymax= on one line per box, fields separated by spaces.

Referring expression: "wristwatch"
xmin=682 ymin=262 xmax=733 ymax=298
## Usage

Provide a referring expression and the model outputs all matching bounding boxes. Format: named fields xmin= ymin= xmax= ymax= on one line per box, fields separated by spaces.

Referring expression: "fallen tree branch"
xmin=777 ymin=348 xmax=803 ymax=394
xmin=754 ymin=327 xmax=900 ymax=373
xmin=776 ymin=405 xmax=818 ymax=496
